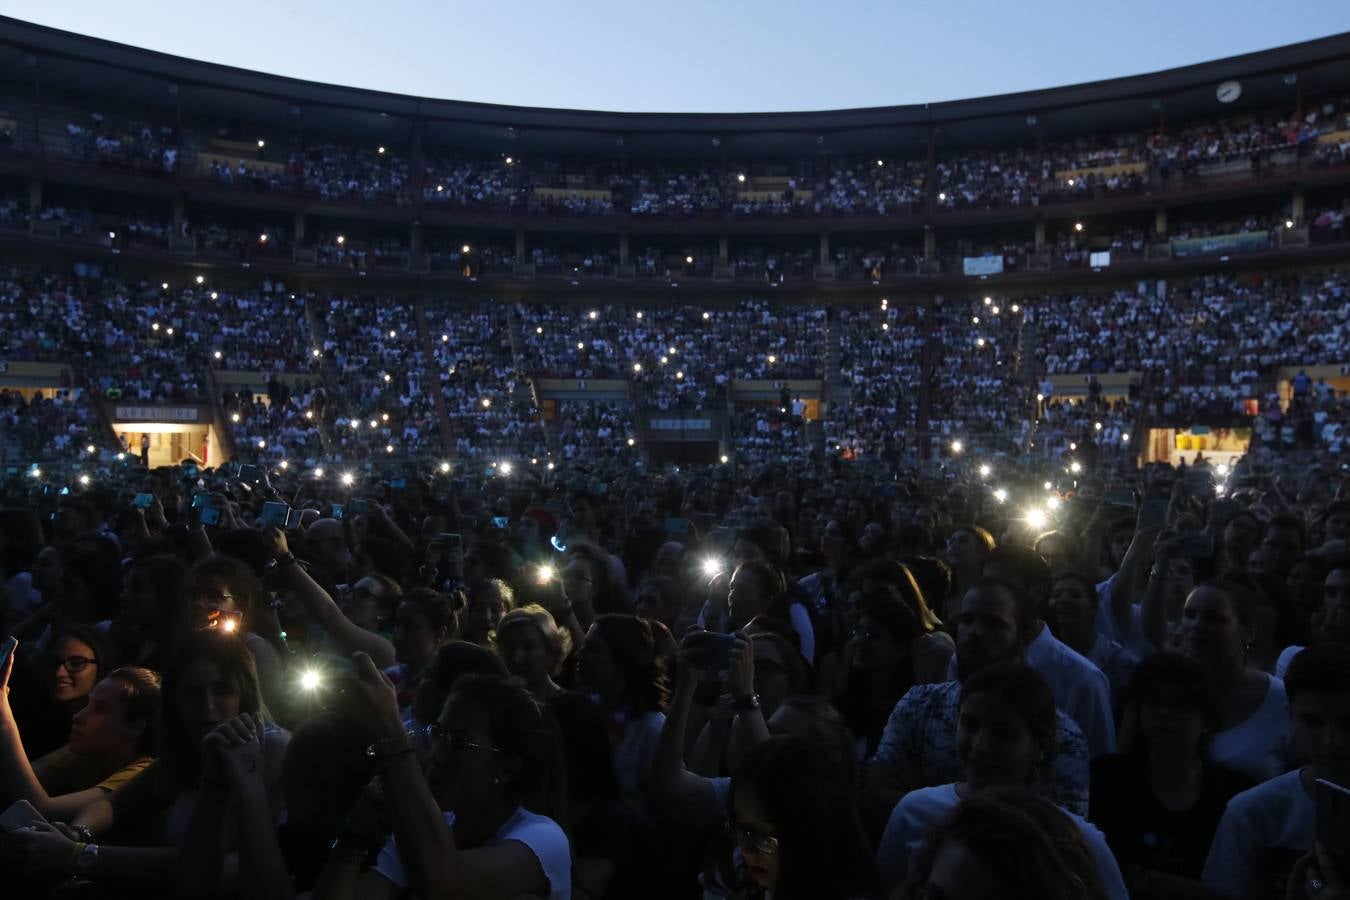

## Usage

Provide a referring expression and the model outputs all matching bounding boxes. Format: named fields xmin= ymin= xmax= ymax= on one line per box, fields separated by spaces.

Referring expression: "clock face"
xmin=1217 ymin=80 xmax=1242 ymax=103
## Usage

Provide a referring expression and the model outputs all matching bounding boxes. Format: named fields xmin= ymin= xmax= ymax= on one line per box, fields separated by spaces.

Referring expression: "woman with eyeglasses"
xmin=6 ymin=623 xmax=116 ymax=759
xmin=0 ymin=648 xmax=158 ymax=820
xmin=722 ymin=736 xmax=879 ymax=900
xmin=313 ymin=664 xmax=570 ymax=900
xmin=5 ymin=633 xmax=288 ymax=891
xmin=875 ymin=662 xmax=1127 ymax=898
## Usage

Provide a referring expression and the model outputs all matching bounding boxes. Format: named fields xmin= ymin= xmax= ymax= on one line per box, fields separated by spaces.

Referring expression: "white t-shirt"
xmin=1274 ymin=645 xmax=1303 ymax=680
xmin=1202 ymin=769 xmax=1315 ymax=900
xmin=373 ymin=806 xmax=571 ymax=900
xmin=1209 ymin=673 xmax=1290 ymax=783
xmin=875 ymin=783 xmax=1128 ymax=900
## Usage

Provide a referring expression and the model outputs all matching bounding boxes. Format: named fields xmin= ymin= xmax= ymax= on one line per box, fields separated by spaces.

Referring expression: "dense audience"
xmin=4 ymin=72 xmax=1350 ymax=900
xmin=1 ymin=92 xmax=1340 ymax=220
xmin=0 ymin=390 xmax=1347 ymax=899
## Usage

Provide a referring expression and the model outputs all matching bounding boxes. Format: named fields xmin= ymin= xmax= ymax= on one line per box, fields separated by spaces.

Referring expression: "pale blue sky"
xmin=4 ymin=1 xmax=1348 ymax=112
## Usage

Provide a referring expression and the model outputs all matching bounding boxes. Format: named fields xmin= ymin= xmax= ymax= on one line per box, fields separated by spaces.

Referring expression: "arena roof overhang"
xmin=2 ymin=16 xmax=1350 ymax=158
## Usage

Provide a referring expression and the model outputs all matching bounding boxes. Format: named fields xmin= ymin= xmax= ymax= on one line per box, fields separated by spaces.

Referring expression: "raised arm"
xmin=649 ymin=632 xmax=721 ymax=830
xmin=262 ymin=528 xmax=395 ymax=668
xmin=331 ymin=654 xmax=552 ymax=900
xmin=0 ymin=652 xmax=108 ymax=820
xmin=1107 ymin=523 xmax=1163 ymax=641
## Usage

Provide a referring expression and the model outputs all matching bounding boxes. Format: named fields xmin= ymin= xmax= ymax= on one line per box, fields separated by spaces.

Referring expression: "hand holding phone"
xmin=0 ymin=799 xmax=48 ymax=833
xmin=260 ymin=501 xmax=290 ymax=527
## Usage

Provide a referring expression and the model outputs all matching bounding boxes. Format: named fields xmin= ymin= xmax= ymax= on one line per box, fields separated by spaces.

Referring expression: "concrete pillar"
xmin=1034 ymin=221 xmax=1046 ymax=252
xmin=619 ymin=232 xmax=629 ymax=265
xmin=1154 ymin=208 xmax=1167 ymax=239
xmin=27 ymin=177 xmax=41 ymax=211
xmin=410 ymin=222 xmax=423 ymax=253
xmin=819 ymin=232 xmax=830 ymax=266
xmin=515 ymin=228 xmax=526 ymax=260
xmin=1291 ymin=189 xmax=1305 ymax=225
xmin=718 ymin=232 xmax=728 ymax=265
xmin=923 ymin=228 xmax=935 ymax=261
xmin=293 ymin=211 xmax=306 ymax=243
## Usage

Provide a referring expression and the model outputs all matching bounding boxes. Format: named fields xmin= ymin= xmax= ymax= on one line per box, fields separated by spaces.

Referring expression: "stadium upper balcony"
xmin=1 ymin=17 xmax=1350 ymax=238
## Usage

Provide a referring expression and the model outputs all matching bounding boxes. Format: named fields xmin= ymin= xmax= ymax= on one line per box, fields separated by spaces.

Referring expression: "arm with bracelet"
xmin=725 ymin=633 xmax=770 ymax=770
xmin=262 ymin=527 xmax=396 ymax=668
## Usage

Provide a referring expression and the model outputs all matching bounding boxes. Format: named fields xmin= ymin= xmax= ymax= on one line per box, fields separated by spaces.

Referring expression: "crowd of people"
xmin=0 ymin=397 xmax=1347 ymax=899
xmin=0 ymin=91 xmax=1336 ymax=222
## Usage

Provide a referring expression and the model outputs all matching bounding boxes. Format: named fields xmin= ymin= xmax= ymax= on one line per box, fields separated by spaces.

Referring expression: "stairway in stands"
xmin=506 ymin=304 xmax=560 ymax=460
xmin=412 ymin=298 xmax=455 ymax=455
xmin=808 ymin=312 xmax=845 ymax=454
xmin=298 ymin=298 xmax=340 ymax=455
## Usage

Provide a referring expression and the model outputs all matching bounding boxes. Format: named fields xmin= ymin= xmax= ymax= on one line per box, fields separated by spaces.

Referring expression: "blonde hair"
xmin=497 ymin=603 xmax=572 ymax=674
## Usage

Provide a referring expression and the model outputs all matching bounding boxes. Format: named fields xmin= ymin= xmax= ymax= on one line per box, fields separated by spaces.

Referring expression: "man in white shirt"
xmin=982 ymin=546 xmax=1117 ymax=758
xmin=1203 ymin=643 xmax=1350 ymax=900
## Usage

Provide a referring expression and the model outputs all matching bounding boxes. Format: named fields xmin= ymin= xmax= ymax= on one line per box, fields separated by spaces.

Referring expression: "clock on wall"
xmin=1216 ymin=80 xmax=1242 ymax=104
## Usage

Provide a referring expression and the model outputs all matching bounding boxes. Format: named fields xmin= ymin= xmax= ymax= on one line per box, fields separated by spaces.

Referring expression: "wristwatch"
xmin=732 ymin=692 xmax=762 ymax=712
xmin=74 ymin=842 xmax=99 ymax=875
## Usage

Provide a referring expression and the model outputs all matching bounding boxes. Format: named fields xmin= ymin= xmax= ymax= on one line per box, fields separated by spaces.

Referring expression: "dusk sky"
xmin=3 ymin=2 xmax=1347 ymax=112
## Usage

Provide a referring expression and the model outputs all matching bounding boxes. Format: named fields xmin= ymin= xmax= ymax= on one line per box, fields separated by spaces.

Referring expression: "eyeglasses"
xmin=50 ymin=655 xmax=97 ymax=675
xmin=850 ymin=625 xmax=883 ymax=641
xmin=423 ymin=723 xmax=498 ymax=755
xmin=725 ymin=816 xmax=779 ymax=855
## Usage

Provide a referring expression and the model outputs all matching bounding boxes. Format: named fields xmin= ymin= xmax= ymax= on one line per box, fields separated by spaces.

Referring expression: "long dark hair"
xmin=901 ymin=789 xmax=1108 ymax=900
xmin=159 ymin=632 xmax=263 ymax=788
xmin=591 ymin=613 xmax=670 ymax=714
xmin=835 ymin=592 xmax=924 ymax=754
xmin=727 ymin=736 xmax=879 ymax=900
